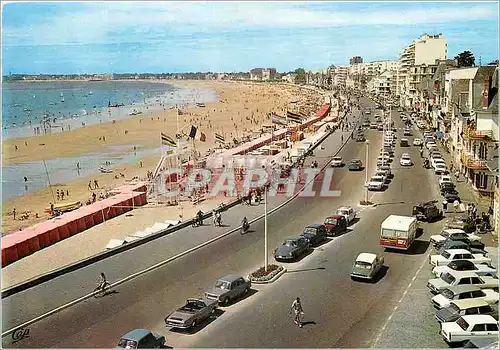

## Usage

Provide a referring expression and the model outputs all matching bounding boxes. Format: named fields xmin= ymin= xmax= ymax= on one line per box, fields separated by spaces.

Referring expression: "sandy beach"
xmin=2 ymin=81 xmax=324 ymax=234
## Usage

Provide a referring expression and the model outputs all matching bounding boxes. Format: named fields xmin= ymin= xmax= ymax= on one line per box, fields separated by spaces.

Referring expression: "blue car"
xmin=117 ymin=329 xmax=166 ymax=349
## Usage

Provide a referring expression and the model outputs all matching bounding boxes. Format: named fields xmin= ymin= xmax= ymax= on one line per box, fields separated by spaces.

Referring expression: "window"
xmin=442 ymin=251 xmax=451 ymax=259
xmin=486 ymin=324 xmax=498 ymax=331
xmin=471 ymin=290 xmax=485 ymax=298
xmin=457 ymin=278 xmax=470 ymax=285
xmin=458 ymin=292 xmax=471 ymax=299
xmin=456 ymin=317 xmax=470 ymax=330
xmin=471 ymin=277 xmax=483 ymax=284
xmin=462 ymin=254 xmax=474 ymax=259
xmin=478 ymin=306 xmax=492 ymax=314
xmin=472 ymin=324 xmax=486 ymax=332
xmin=465 ymin=308 xmax=479 ymax=315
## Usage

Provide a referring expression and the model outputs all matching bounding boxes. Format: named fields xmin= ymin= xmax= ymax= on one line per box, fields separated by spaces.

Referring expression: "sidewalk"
xmin=432 ymin=143 xmax=497 ymax=247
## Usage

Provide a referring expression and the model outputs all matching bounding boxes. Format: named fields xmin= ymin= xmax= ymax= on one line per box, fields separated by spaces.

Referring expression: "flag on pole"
xmin=271 ymin=114 xmax=288 ymax=125
xmin=215 ymin=132 xmax=225 ymax=143
xmin=161 ymin=132 xmax=177 ymax=147
xmin=200 ymin=132 xmax=207 ymax=142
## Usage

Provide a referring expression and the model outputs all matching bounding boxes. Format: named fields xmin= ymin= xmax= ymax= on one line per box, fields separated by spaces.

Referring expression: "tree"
xmin=454 ymin=51 xmax=475 ymax=68
xmin=294 ymin=68 xmax=306 ymax=85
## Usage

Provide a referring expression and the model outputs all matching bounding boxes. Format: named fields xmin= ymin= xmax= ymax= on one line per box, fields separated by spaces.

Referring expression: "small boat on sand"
xmin=99 ymin=166 xmax=113 ymax=173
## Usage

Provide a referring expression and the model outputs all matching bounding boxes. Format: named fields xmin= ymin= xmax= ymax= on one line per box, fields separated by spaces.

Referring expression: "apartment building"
xmin=333 ymin=66 xmax=349 ymax=87
xmin=397 ymin=34 xmax=447 ymax=106
xmin=367 ymin=70 xmax=395 ymax=96
xmin=350 ymin=56 xmax=363 ymax=64
xmin=249 ymin=68 xmax=277 ymax=81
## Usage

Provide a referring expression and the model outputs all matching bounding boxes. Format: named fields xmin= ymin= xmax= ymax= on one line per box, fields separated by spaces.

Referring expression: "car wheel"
xmin=223 ymin=297 xmax=230 ymax=305
xmin=191 ymin=320 xmax=197 ymax=328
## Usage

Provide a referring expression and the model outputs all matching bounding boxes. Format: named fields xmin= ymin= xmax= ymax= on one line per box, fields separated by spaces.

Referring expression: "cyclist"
xmin=96 ymin=272 xmax=107 ymax=291
xmin=196 ymin=210 xmax=203 ymax=226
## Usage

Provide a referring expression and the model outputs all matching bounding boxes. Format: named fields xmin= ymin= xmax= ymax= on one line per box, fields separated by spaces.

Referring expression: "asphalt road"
xmin=2 ymin=99 xmax=366 ymax=348
xmin=184 ymin=107 xmax=446 ymax=348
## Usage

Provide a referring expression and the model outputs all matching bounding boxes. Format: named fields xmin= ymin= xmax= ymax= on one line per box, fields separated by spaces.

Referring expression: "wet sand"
xmin=2 ymin=81 xmax=324 ymax=234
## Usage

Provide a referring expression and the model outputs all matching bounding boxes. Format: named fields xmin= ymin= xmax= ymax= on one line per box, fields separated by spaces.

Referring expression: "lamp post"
xmin=364 ymin=140 xmax=370 ymax=203
xmin=264 ymin=185 xmax=268 ymax=272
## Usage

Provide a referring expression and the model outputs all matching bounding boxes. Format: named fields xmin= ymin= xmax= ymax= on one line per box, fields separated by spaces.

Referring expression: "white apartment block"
xmin=397 ymin=33 xmax=447 ymax=106
xmin=334 ymin=66 xmax=348 ymax=86
xmin=367 ymin=70 xmax=396 ymax=96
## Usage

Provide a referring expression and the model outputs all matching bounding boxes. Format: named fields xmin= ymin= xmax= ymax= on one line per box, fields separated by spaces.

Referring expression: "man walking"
xmin=289 ymin=297 xmax=304 ymax=328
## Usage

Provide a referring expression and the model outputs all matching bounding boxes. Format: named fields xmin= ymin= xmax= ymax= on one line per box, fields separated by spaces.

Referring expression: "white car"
xmin=413 ymin=138 xmax=423 ymax=146
xmin=434 ymin=164 xmax=449 ymax=175
xmin=400 ymin=155 xmax=412 ymax=166
xmin=367 ymin=175 xmax=385 ymax=191
xmin=432 ymin=158 xmax=446 ymax=168
xmin=336 ymin=206 xmax=356 ymax=224
xmin=426 ymin=141 xmax=437 ymax=149
xmin=439 ymin=175 xmax=453 ymax=186
xmin=427 ymin=271 xmax=499 ymax=294
xmin=432 ymin=261 xmax=497 ymax=278
xmin=331 ymin=156 xmax=344 ymax=167
xmin=430 ymin=228 xmax=482 ymax=246
xmin=432 ymin=286 xmax=500 ymax=309
xmin=441 ymin=315 xmax=499 ymax=344
xmin=430 ymin=249 xmax=492 ymax=267
xmin=374 ymin=170 xmax=388 ymax=182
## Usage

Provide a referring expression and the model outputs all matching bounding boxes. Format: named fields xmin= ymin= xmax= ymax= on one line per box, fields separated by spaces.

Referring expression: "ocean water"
xmin=2 ymin=80 xmax=217 ymax=139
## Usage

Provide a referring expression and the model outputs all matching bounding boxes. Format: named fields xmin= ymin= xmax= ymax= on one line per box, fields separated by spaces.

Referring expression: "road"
xmin=3 ymin=98 xmax=442 ymax=348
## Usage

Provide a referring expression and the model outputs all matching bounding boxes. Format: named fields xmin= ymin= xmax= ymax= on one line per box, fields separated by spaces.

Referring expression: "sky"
xmin=1 ymin=1 xmax=499 ymax=74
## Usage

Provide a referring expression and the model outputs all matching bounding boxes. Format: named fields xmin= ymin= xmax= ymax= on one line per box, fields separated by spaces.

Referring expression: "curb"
xmin=248 ymin=267 xmax=287 ymax=284
xmin=358 ymin=203 xmax=377 ymax=208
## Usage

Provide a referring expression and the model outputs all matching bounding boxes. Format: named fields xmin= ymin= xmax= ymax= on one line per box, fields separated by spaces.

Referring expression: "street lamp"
xmin=264 ymin=185 xmax=268 ymax=272
xmin=364 ymin=140 xmax=370 ymax=203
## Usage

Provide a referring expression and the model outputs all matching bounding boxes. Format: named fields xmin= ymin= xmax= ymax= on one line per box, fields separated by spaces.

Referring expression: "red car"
xmin=323 ymin=215 xmax=348 ymax=236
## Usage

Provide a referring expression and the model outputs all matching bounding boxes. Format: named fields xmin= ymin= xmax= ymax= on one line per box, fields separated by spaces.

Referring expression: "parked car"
xmin=400 ymin=154 xmax=413 ymax=166
xmin=412 ymin=201 xmax=442 ymax=222
xmin=432 ymin=158 xmax=446 ymax=169
xmin=374 ymin=170 xmax=388 ymax=183
xmin=273 ymin=237 xmax=310 ymax=262
xmin=403 ymin=129 xmax=412 ymax=136
xmin=378 ymin=164 xmax=392 ymax=178
xmin=356 ymin=134 xmax=366 ymax=142
xmin=413 ymin=138 xmax=423 ymax=146
xmin=348 ymin=159 xmax=363 ymax=171
xmin=427 ymin=271 xmax=499 ymax=294
xmin=426 ymin=141 xmax=437 ymax=149
xmin=430 ymin=228 xmax=481 ymax=246
xmin=432 ymin=260 xmax=497 ymax=278
xmin=434 ymin=164 xmax=449 ymax=175
xmin=336 ymin=206 xmax=357 ymax=224
xmin=446 ymin=216 xmax=477 ymax=233
xmin=440 ymin=315 xmax=499 ymax=345
xmin=204 ymin=275 xmax=251 ymax=305
xmin=430 ymin=249 xmax=492 ymax=267
xmin=439 ymin=175 xmax=453 ymax=187
xmin=437 ymin=240 xmax=487 ymax=256
xmin=367 ymin=175 xmax=385 ymax=191
xmin=165 ymin=298 xmax=218 ymax=329
xmin=117 ymin=329 xmax=166 ymax=349
xmin=331 ymin=156 xmax=344 ymax=167
xmin=431 ymin=285 xmax=499 ymax=309
xmin=323 ymin=215 xmax=348 ymax=236
xmin=350 ymin=253 xmax=385 ymax=281
xmin=436 ymin=300 xmax=498 ymax=323
xmin=370 ymin=123 xmax=378 ymax=129
xmin=444 ymin=192 xmax=461 ymax=203
xmin=300 ymin=224 xmax=328 ymax=246
xmin=400 ymin=138 xmax=410 ymax=147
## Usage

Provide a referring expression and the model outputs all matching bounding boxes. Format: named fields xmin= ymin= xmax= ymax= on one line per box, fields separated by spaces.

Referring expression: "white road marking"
xmin=371 ymin=251 xmax=431 ymax=347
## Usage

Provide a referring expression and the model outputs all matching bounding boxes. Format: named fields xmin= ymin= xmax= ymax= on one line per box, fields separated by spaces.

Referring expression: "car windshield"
xmin=303 ymin=227 xmax=317 ymax=235
xmin=441 ymin=273 xmax=456 ymax=284
xmin=441 ymin=289 xmax=454 ymax=298
xmin=355 ymin=261 xmax=372 ymax=269
xmin=325 ymin=218 xmax=337 ymax=225
xmin=449 ymin=303 xmax=461 ymax=313
xmin=284 ymin=240 xmax=297 ymax=247
xmin=118 ymin=339 xmax=138 ymax=349
xmin=456 ymin=317 xmax=469 ymax=331
xmin=215 ymin=280 xmax=231 ymax=289
xmin=334 ymin=157 xmax=342 ymax=161
xmin=338 ymin=209 xmax=348 ymax=215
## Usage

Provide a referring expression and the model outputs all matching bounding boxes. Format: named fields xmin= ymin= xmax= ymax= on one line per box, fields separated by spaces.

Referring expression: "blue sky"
xmin=2 ymin=1 xmax=498 ymax=74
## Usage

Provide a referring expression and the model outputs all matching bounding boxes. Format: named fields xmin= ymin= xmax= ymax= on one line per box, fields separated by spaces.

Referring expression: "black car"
xmin=356 ymin=135 xmax=366 ymax=142
xmin=300 ymin=224 xmax=328 ymax=246
xmin=444 ymin=192 xmax=461 ymax=203
xmin=441 ymin=187 xmax=459 ymax=196
xmin=273 ymin=237 xmax=310 ymax=262
xmin=436 ymin=235 xmax=485 ymax=251
xmin=412 ymin=201 xmax=442 ymax=222
xmin=348 ymin=159 xmax=363 ymax=171
xmin=437 ymin=240 xmax=487 ymax=256
xmin=440 ymin=182 xmax=456 ymax=191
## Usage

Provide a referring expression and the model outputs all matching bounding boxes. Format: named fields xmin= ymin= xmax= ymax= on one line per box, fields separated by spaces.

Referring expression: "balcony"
xmin=462 ymin=126 xmax=495 ymax=141
xmin=461 ymin=150 xmax=488 ymax=170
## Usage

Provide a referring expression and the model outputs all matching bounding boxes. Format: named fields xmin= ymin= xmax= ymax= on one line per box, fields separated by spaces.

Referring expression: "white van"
xmin=380 ymin=215 xmax=418 ymax=250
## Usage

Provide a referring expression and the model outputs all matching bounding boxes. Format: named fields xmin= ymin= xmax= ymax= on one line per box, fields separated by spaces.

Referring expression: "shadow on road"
xmin=376 ymin=201 xmax=405 ymax=207
xmin=312 ymin=237 xmax=333 ymax=248
xmin=169 ymin=309 xmax=226 ymax=335
xmin=372 ymin=266 xmax=389 ymax=283
xmin=349 ymin=217 xmax=361 ymax=226
xmin=301 ymin=320 xmax=317 ymax=327
xmin=385 ymin=240 xmax=430 ymax=255
xmin=224 ymin=288 xmax=258 ymax=306
xmin=286 ymin=267 xmax=326 ymax=274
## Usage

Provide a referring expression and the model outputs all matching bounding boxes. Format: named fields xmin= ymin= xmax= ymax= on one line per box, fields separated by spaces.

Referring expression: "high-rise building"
xmin=349 ymin=56 xmax=363 ymax=65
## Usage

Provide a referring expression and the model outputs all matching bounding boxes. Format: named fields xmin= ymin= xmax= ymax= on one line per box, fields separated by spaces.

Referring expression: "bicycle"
xmin=93 ymin=281 xmax=111 ymax=298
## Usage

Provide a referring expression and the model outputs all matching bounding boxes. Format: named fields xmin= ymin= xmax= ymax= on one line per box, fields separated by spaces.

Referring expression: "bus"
xmin=380 ymin=215 xmax=418 ymax=250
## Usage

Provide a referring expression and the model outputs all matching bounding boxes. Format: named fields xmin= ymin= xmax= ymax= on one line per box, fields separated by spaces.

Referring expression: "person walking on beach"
xmin=13 ymin=208 xmax=16 ymax=220
xmin=56 ymin=189 xmax=60 ymax=201
xmin=289 ymin=297 xmax=304 ymax=328
xmin=88 ymin=181 xmax=93 ymax=190
xmin=50 ymin=202 xmax=54 ymax=216
xmin=94 ymin=179 xmax=99 ymax=189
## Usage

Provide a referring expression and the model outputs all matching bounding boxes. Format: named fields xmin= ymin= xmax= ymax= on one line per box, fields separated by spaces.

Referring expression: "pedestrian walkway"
xmin=432 ymin=143 xmax=497 ymax=247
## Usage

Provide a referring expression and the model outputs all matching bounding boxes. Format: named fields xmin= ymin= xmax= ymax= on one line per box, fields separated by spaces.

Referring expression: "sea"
xmin=2 ymin=80 xmax=218 ymax=201
xmin=2 ymin=80 xmax=217 ymax=139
